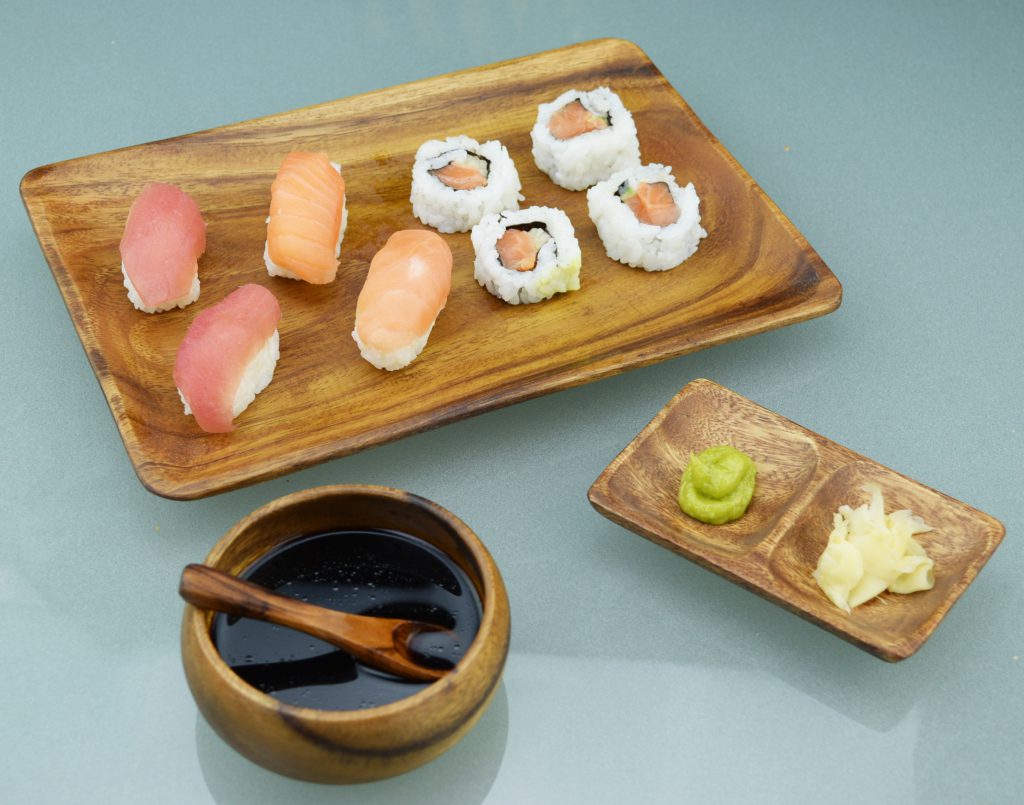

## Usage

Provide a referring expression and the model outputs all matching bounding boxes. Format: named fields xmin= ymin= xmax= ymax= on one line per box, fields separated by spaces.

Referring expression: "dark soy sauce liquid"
xmin=212 ymin=529 xmax=482 ymax=710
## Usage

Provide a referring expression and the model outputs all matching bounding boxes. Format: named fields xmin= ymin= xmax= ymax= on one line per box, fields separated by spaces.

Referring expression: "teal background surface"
xmin=2 ymin=1 xmax=1022 ymax=802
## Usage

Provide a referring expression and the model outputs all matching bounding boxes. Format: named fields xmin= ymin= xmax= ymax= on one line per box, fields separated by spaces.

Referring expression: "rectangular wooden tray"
xmin=20 ymin=39 xmax=840 ymax=500
xmin=587 ymin=379 xmax=1005 ymax=661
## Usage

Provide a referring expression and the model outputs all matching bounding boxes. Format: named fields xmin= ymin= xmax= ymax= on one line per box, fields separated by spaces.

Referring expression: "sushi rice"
xmin=471 ymin=206 xmax=582 ymax=305
xmin=531 ymin=87 xmax=641 ymax=191
xmin=587 ymin=163 xmax=707 ymax=271
xmin=122 ymin=266 xmax=199 ymax=313
xmin=410 ymin=135 xmax=523 ymax=233
xmin=353 ymin=325 xmax=433 ymax=372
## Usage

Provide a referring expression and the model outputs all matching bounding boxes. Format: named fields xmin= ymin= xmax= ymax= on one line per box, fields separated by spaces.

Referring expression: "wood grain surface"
xmin=20 ymin=39 xmax=841 ymax=500
xmin=587 ymin=379 xmax=1005 ymax=661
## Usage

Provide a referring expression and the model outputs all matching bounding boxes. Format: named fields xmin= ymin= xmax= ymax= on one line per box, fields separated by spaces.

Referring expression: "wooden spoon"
xmin=179 ymin=563 xmax=450 ymax=683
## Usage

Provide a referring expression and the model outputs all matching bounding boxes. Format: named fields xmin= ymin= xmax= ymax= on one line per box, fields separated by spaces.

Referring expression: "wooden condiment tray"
xmin=588 ymin=379 xmax=1005 ymax=661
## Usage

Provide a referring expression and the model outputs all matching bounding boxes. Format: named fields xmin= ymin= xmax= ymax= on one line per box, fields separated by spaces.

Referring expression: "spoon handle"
xmin=181 ymin=557 xmax=376 ymax=651
xmin=179 ymin=561 xmax=315 ymax=622
xmin=178 ymin=564 xmax=446 ymax=682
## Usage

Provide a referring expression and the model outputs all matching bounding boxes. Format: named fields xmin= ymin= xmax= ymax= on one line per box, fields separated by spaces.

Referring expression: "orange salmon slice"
xmin=624 ymin=182 xmax=680 ymax=227
xmin=497 ymin=228 xmax=549 ymax=272
xmin=266 ymin=151 xmax=345 ymax=284
xmin=430 ymin=161 xmax=488 ymax=190
xmin=548 ymin=99 xmax=609 ymax=140
xmin=355 ymin=230 xmax=453 ymax=357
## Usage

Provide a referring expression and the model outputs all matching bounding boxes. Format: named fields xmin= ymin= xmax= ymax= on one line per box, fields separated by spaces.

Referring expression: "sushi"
xmin=119 ymin=182 xmax=206 ymax=313
xmin=264 ymin=151 xmax=347 ymax=284
xmin=174 ymin=284 xmax=282 ymax=433
xmin=410 ymin=135 xmax=523 ymax=233
xmin=531 ymin=87 xmax=641 ymax=191
xmin=471 ymin=206 xmax=581 ymax=304
xmin=587 ymin=163 xmax=707 ymax=271
xmin=352 ymin=230 xmax=452 ymax=371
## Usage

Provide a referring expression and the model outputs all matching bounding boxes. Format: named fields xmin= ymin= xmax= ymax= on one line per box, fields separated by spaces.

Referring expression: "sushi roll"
xmin=174 ymin=284 xmax=282 ymax=433
xmin=531 ymin=87 xmax=641 ymax=191
xmin=264 ymin=151 xmax=347 ymax=284
xmin=119 ymin=182 xmax=206 ymax=313
xmin=471 ymin=206 xmax=581 ymax=305
xmin=587 ymin=163 xmax=707 ymax=271
xmin=410 ymin=135 xmax=523 ymax=233
xmin=352 ymin=230 xmax=452 ymax=371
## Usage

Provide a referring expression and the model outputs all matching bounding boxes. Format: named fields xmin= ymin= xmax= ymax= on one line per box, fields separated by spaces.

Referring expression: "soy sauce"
xmin=212 ymin=529 xmax=481 ymax=710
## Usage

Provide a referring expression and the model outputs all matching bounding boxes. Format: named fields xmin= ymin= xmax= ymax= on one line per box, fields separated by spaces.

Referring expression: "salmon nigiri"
xmin=264 ymin=151 xmax=347 ymax=284
xmin=174 ymin=284 xmax=281 ymax=433
xmin=352 ymin=230 xmax=452 ymax=371
xmin=119 ymin=182 xmax=206 ymax=313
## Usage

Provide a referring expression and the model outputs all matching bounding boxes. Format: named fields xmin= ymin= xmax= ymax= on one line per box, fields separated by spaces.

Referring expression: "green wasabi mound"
xmin=678 ymin=445 xmax=756 ymax=525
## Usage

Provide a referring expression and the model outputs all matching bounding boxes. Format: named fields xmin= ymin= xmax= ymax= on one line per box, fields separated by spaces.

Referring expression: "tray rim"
xmin=587 ymin=378 xmax=1006 ymax=661
xmin=20 ymin=38 xmax=842 ymax=500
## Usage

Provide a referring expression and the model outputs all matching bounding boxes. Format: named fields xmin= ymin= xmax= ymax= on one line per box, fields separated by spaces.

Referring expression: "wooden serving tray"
xmin=21 ymin=39 xmax=840 ymax=500
xmin=588 ymin=379 xmax=1005 ymax=661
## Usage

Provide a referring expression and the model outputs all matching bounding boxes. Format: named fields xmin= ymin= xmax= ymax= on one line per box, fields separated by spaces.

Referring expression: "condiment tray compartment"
xmin=587 ymin=379 xmax=1005 ymax=660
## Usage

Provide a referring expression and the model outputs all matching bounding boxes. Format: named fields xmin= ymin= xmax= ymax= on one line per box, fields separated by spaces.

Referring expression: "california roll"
xmin=471 ymin=206 xmax=581 ymax=304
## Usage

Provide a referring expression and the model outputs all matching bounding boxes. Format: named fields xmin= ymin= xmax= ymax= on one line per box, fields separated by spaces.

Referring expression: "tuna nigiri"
xmin=264 ymin=151 xmax=347 ymax=284
xmin=352 ymin=230 xmax=452 ymax=371
xmin=174 ymin=284 xmax=281 ymax=433
xmin=119 ymin=182 xmax=206 ymax=313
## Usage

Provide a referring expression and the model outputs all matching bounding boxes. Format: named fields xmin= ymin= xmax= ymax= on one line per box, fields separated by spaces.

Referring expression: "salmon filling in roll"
xmin=471 ymin=206 xmax=581 ymax=305
xmin=495 ymin=226 xmax=552 ymax=272
xmin=618 ymin=181 xmax=681 ymax=227
xmin=547 ymin=99 xmax=611 ymax=140
xmin=429 ymin=152 xmax=489 ymax=190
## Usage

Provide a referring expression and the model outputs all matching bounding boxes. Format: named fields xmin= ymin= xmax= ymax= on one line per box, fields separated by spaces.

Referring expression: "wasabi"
xmin=678 ymin=446 xmax=756 ymax=525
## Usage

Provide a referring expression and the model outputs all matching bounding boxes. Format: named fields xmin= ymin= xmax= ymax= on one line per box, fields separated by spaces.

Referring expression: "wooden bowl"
xmin=180 ymin=485 xmax=510 ymax=783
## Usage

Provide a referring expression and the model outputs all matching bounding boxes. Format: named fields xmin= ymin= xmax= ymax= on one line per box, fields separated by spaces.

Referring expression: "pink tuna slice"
xmin=119 ymin=182 xmax=206 ymax=309
xmin=173 ymin=284 xmax=281 ymax=433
